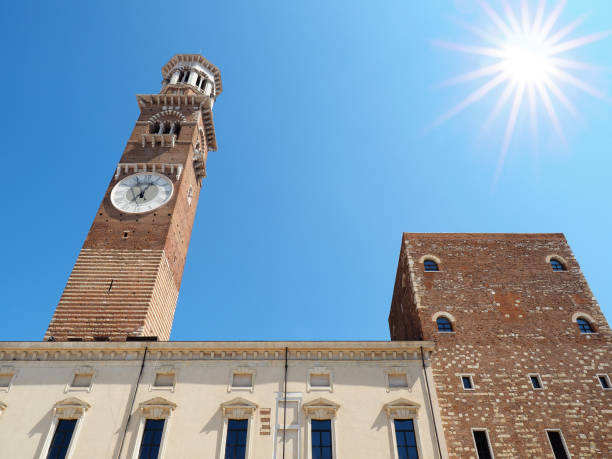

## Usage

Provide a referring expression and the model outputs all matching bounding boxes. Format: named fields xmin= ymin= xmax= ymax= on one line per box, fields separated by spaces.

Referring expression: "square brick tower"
xmin=389 ymin=233 xmax=612 ymax=458
xmin=45 ymin=54 xmax=222 ymax=342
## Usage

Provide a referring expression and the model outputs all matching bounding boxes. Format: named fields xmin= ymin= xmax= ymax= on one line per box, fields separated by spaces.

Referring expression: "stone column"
xmin=170 ymin=71 xmax=180 ymax=84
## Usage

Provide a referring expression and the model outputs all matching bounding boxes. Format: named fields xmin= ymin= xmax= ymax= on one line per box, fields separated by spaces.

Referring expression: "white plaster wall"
xmin=0 ymin=343 xmax=443 ymax=459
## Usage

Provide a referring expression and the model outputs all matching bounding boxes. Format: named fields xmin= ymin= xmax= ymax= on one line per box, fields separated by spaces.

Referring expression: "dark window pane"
xmin=599 ymin=376 xmax=610 ymax=389
xmin=462 ymin=376 xmax=473 ymax=389
xmin=139 ymin=419 xmax=165 ymax=459
xmin=47 ymin=419 xmax=77 ymax=459
xmin=531 ymin=376 xmax=542 ymax=389
xmin=311 ymin=420 xmax=332 ymax=459
xmin=550 ymin=259 xmax=566 ymax=271
xmin=424 ymin=260 xmax=439 ymax=271
xmin=547 ymin=431 xmax=569 ymax=459
xmin=394 ymin=419 xmax=418 ymax=459
xmin=436 ymin=317 xmax=453 ymax=332
xmin=473 ymin=431 xmax=493 ymax=459
xmin=225 ymin=419 xmax=248 ymax=459
xmin=577 ymin=318 xmax=594 ymax=333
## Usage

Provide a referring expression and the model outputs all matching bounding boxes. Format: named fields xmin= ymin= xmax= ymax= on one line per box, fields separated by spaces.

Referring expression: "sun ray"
xmin=542 ymin=76 xmax=579 ymax=119
xmin=478 ymin=0 xmax=513 ymax=38
xmin=527 ymin=83 xmax=539 ymax=146
xmin=549 ymin=30 xmax=612 ymax=55
xmin=539 ymin=0 xmax=566 ymax=39
xmin=438 ymin=63 xmax=505 ymax=87
xmin=452 ymin=18 xmax=505 ymax=48
xmin=545 ymin=13 xmax=589 ymax=46
xmin=548 ymin=66 xmax=607 ymax=100
xmin=431 ymin=40 xmax=506 ymax=58
xmin=532 ymin=0 xmax=546 ymax=35
xmin=521 ymin=0 xmax=531 ymax=34
xmin=500 ymin=83 xmax=525 ymax=162
xmin=432 ymin=73 xmax=508 ymax=128
xmin=483 ymin=79 xmax=517 ymax=131
xmin=549 ymin=57 xmax=608 ymax=71
xmin=502 ymin=0 xmax=522 ymax=34
xmin=535 ymin=80 xmax=566 ymax=143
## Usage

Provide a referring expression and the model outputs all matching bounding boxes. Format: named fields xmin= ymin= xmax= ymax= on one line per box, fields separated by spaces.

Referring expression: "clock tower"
xmin=45 ymin=54 xmax=222 ymax=341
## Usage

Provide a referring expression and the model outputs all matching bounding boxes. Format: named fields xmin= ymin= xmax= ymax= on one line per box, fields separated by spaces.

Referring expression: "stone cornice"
xmin=0 ymin=341 xmax=434 ymax=364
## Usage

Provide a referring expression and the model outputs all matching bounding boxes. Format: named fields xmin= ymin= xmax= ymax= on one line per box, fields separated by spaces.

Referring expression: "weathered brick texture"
xmin=389 ymin=233 xmax=612 ymax=458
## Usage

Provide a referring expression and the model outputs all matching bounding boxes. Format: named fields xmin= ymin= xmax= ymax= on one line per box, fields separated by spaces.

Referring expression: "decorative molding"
xmin=546 ymin=254 xmax=569 ymax=267
xmin=431 ymin=311 xmax=456 ymax=323
xmin=384 ymin=398 xmax=420 ymax=419
xmin=149 ymin=110 xmax=187 ymax=124
xmin=139 ymin=397 xmax=177 ymax=420
xmin=307 ymin=367 xmax=333 ymax=393
xmin=418 ymin=254 xmax=441 ymax=264
xmin=303 ymin=398 xmax=339 ymax=420
xmin=571 ymin=311 xmax=596 ymax=324
xmin=54 ymin=397 xmax=90 ymax=419
xmin=161 ymin=54 xmax=222 ymax=95
xmin=0 ymin=341 xmax=434 ymax=364
xmin=115 ymin=163 xmax=183 ymax=181
xmin=221 ymin=397 xmax=258 ymax=419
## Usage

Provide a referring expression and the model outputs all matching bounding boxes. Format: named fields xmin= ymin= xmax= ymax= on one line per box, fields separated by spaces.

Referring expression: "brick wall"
xmin=389 ymin=233 xmax=612 ymax=458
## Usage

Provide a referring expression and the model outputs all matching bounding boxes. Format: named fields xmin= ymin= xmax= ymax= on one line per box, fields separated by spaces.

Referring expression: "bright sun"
xmin=432 ymin=0 xmax=610 ymax=177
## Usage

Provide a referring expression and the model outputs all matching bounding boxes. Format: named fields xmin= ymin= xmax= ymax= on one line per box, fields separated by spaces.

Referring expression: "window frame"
xmin=546 ymin=255 xmax=568 ymax=272
xmin=576 ymin=317 xmax=595 ymax=334
xmin=307 ymin=367 xmax=333 ymax=393
xmin=528 ymin=373 xmax=544 ymax=390
xmin=384 ymin=399 xmax=422 ymax=459
xmin=471 ymin=428 xmax=495 ymax=459
xmin=0 ymin=365 xmax=16 ymax=393
xmin=423 ymin=259 xmax=439 ymax=272
xmin=597 ymin=374 xmax=611 ymax=390
xmin=228 ymin=368 xmax=256 ymax=393
xmin=149 ymin=366 xmax=177 ymax=393
xmin=545 ymin=429 xmax=571 ymax=459
xmin=436 ymin=317 xmax=453 ymax=333
xmin=460 ymin=374 xmax=475 ymax=390
xmin=65 ymin=366 xmax=95 ymax=393
xmin=385 ymin=367 xmax=410 ymax=392
xmin=38 ymin=398 xmax=90 ymax=459
xmin=219 ymin=398 xmax=257 ymax=459
xmin=131 ymin=397 xmax=176 ymax=459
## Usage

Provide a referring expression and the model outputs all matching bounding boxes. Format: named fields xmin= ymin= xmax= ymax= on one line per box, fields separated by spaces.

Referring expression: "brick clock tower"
xmin=45 ymin=54 xmax=222 ymax=342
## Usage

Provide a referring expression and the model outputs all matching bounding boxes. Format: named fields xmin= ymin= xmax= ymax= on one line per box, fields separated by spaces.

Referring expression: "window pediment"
xmin=54 ymin=397 xmax=90 ymax=419
xmin=303 ymin=398 xmax=339 ymax=420
xmin=384 ymin=398 xmax=420 ymax=419
xmin=139 ymin=397 xmax=176 ymax=420
xmin=221 ymin=397 xmax=257 ymax=419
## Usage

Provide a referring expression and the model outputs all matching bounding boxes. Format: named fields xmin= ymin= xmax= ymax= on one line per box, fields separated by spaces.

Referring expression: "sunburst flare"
xmin=432 ymin=0 xmax=610 ymax=178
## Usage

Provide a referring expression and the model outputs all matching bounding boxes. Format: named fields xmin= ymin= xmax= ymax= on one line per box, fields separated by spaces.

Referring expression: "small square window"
xmin=598 ymin=374 xmax=611 ymax=389
xmin=529 ymin=374 xmax=543 ymax=389
xmin=310 ymin=373 xmax=331 ymax=387
xmin=154 ymin=373 xmax=176 ymax=388
xmin=71 ymin=373 xmax=93 ymax=388
xmin=462 ymin=375 xmax=474 ymax=390
xmin=232 ymin=373 xmax=253 ymax=388
xmin=389 ymin=373 xmax=409 ymax=388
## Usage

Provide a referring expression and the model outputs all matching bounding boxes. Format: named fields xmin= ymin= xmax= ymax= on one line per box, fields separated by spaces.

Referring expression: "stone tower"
xmin=388 ymin=233 xmax=612 ymax=457
xmin=45 ymin=54 xmax=222 ymax=342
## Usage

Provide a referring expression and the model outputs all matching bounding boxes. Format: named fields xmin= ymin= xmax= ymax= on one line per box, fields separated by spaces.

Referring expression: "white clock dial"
xmin=110 ymin=172 xmax=173 ymax=213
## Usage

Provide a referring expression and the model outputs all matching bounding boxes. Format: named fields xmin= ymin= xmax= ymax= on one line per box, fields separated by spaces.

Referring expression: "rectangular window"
xmin=547 ymin=431 xmax=570 ymax=459
xmin=232 ymin=373 xmax=253 ymax=388
xmin=138 ymin=419 xmax=165 ymax=459
xmin=394 ymin=419 xmax=419 ymax=459
xmin=462 ymin=376 xmax=474 ymax=389
xmin=310 ymin=373 xmax=331 ymax=388
xmin=530 ymin=375 xmax=542 ymax=389
xmin=154 ymin=372 xmax=175 ymax=388
xmin=225 ymin=419 xmax=248 ymax=459
xmin=47 ymin=419 xmax=77 ymax=459
xmin=389 ymin=373 xmax=409 ymax=388
xmin=472 ymin=430 xmax=493 ymax=459
xmin=598 ymin=375 xmax=611 ymax=389
xmin=71 ymin=373 xmax=93 ymax=388
xmin=311 ymin=419 xmax=332 ymax=459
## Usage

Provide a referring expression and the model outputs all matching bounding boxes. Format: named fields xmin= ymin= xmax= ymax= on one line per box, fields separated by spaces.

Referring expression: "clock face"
xmin=110 ymin=172 xmax=173 ymax=213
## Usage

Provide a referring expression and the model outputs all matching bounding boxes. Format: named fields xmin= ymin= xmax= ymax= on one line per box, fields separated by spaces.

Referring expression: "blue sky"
xmin=1 ymin=0 xmax=611 ymax=341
